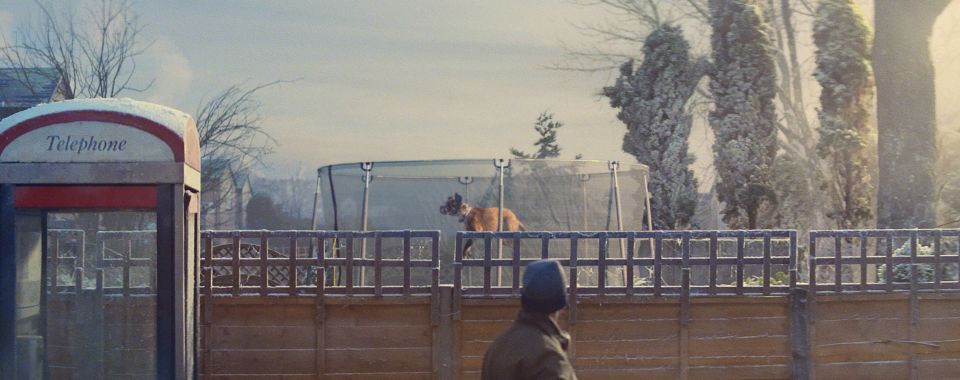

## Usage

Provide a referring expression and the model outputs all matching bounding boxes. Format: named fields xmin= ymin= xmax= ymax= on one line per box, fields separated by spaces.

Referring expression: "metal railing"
xmin=455 ymin=230 xmax=798 ymax=297
xmin=200 ymin=230 xmax=440 ymax=296
xmin=47 ymin=229 xmax=156 ymax=295
xmin=194 ymin=228 xmax=960 ymax=298
xmin=809 ymin=229 xmax=960 ymax=293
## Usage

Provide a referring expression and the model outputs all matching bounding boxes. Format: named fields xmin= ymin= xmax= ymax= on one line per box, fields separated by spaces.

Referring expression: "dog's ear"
xmin=454 ymin=193 xmax=462 ymax=204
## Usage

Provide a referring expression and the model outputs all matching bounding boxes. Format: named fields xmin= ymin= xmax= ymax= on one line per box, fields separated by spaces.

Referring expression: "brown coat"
xmin=481 ymin=311 xmax=577 ymax=380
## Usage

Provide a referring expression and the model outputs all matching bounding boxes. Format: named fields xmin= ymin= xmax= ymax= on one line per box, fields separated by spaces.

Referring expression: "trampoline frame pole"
xmin=579 ymin=174 xmax=590 ymax=231
xmin=311 ymin=171 xmax=322 ymax=231
xmin=360 ymin=162 xmax=374 ymax=286
xmin=642 ymin=173 xmax=653 ymax=232
xmin=310 ymin=171 xmax=322 ymax=283
xmin=495 ymin=159 xmax=507 ymax=287
xmin=642 ymin=172 xmax=654 ymax=260
xmin=640 ymin=172 xmax=655 ymax=285
xmin=459 ymin=176 xmax=474 ymax=287
xmin=610 ymin=161 xmax=625 ymax=249
xmin=610 ymin=161 xmax=627 ymax=286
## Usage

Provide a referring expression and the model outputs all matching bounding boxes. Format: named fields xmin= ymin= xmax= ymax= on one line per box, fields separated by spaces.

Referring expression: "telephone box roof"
xmin=0 ymin=98 xmax=200 ymax=170
xmin=0 ymin=98 xmax=194 ymax=137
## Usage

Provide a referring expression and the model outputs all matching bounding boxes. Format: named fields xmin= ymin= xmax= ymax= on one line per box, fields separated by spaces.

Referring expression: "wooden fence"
xmin=45 ymin=229 xmax=158 ymax=379
xmin=807 ymin=229 xmax=960 ymax=378
xmin=193 ymin=229 xmax=960 ymax=379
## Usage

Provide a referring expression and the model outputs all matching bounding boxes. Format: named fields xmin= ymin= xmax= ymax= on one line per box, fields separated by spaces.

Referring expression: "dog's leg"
xmin=463 ymin=238 xmax=474 ymax=258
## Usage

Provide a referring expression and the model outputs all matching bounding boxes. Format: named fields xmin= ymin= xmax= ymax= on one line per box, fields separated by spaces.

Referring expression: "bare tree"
xmin=761 ymin=0 xmax=827 ymax=231
xmin=2 ymin=0 xmax=285 ymax=228
xmin=0 ymin=0 xmax=153 ymax=99
xmin=552 ymin=0 xmax=708 ymax=73
xmin=196 ymin=82 xmax=281 ymax=226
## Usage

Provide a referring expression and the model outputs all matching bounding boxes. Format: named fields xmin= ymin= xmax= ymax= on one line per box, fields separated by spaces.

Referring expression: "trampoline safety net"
xmin=313 ymin=159 xmax=652 ymax=284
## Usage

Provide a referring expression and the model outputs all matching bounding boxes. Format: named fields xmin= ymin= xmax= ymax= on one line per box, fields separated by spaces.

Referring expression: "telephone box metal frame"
xmin=0 ymin=99 xmax=201 ymax=380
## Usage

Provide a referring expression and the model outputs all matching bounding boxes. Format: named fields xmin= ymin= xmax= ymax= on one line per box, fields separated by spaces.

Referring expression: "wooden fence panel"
xmin=687 ymin=298 xmax=791 ymax=379
xmin=192 ymin=229 xmax=960 ymax=379
xmin=457 ymin=300 xmax=517 ymax=379
xmin=199 ymin=297 xmax=436 ymax=379
xmin=202 ymin=298 xmax=315 ymax=378
xmin=453 ymin=296 xmax=795 ymax=380
xmin=573 ymin=299 xmax=681 ymax=380
xmin=812 ymin=293 xmax=960 ymax=379
xmin=324 ymin=301 xmax=434 ymax=377
xmin=196 ymin=290 xmax=960 ymax=379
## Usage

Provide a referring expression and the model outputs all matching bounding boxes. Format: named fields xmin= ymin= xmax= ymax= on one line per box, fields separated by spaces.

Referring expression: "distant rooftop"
xmin=0 ymin=67 xmax=64 ymax=108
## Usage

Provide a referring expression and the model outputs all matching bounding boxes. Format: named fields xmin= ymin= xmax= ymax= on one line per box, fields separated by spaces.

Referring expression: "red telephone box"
xmin=0 ymin=98 xmax=201 ymax=379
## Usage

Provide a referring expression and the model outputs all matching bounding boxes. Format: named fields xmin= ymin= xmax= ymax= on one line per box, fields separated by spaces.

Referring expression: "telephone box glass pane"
xmin=15 ymin=211 xmax=43 ymax=378
xmin=46 ymin=211 xmax=157 ymax=380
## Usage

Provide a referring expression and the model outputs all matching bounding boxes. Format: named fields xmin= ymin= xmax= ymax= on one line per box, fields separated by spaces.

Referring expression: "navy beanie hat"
xmin=521 ymin=260 xmax=568 ymax=313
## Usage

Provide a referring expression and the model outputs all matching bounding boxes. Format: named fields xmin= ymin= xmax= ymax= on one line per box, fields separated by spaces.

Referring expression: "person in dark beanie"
xmin=481 ymin=259 xmax=577 ymax=380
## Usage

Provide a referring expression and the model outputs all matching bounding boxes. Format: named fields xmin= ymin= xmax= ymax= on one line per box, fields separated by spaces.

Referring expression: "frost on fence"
xmin=809 ymin=230 xmax=960 ymax=292
xmin=455 ymin=230 xmax=797 ymax=297
xmin=200 ymin=230 xmax=440 ymax=296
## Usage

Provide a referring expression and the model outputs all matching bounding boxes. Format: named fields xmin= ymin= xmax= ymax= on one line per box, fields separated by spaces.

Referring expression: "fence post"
xmin=679 ymin=234 xmax=690 ymax=380
xmin=568 ymin=236 xmax=579 ymax=361
xmin=259 ymin=233 xmax=268 ymax=295
xmin=199 ymin=233 xmax=213 ymax=376
xmin=434 ymin=285 xmax=456 ymax=380
xmin=315 ymin=266 xmax=326 ymax=377
xmin=909 ymin=231 xmax=919 ymax=380
xmin=95 ymin=269 xmax=105 ymax=379
xmin=790 ymin=287 xmax=811 ymax=380
xmin=231 ymin=234 xmax=241 ymax=295
xmin=807 ymin=233 xmax=818 ymax=380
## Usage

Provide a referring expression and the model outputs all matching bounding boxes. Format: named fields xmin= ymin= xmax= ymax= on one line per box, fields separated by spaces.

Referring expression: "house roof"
xmin=0 ymin=68 xmax=63 ymax=107
xmin=203 ymin=157 xmax=251 ymax=191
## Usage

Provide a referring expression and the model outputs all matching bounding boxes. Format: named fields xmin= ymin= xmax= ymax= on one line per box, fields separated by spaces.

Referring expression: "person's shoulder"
xmin=513 ymin=321 xmax=566 ymax=351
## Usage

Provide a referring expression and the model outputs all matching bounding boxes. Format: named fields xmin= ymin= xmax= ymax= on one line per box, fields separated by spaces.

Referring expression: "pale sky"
xmin=4 ymin=0 xmax=960 ymax=182
xmin=1 ymin=0 xmax=640 ymax=177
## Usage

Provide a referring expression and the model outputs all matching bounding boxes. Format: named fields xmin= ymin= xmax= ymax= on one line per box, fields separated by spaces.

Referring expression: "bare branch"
xmin=0 ymin=0 xmax=152 ymax=99
xmin=557 ymin=0 xmax=709 ymax=71
xmin=683 ymin=0 xmax=710 ymax=21
xmin=196 ymin=80 xmax=296 ymax=219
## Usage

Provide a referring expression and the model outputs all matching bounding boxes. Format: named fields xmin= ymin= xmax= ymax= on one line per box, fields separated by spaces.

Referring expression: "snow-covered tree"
xmin=708 ymin=0 xmax=779 ymax=229
xmin=813 ymin=0 xmax=874 ymax=230
xmin=604 ymin=24 xmax=706 ymax=230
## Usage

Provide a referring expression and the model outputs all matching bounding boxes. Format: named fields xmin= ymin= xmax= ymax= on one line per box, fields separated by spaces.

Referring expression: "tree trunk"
xmin=874 ymin=0 xmax=951 ymax=229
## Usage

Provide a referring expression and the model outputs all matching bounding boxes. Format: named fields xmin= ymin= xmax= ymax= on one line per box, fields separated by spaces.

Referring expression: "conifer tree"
xmin=708 ymin=0 xmax=779 ymax=229
xmin=510 ymin=112 xmax=563 ymax=159
xmin=605 ymin=24 xmax=705 ymax=230
xmin=814 ymin=0 xmax=874 ymax=229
